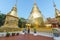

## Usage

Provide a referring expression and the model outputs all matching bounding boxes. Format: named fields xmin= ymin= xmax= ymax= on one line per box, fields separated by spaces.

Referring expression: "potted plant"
xmin=12 ymin=33 xmax=15 ymax=36
xmin=52 ymin=28 xmax=59 ymax=37
xmin=34 ymin=28 xmax=36 ymax=33
xmin=16 ymin=33 xmax=19 ymax=35
xmin=6 ymin=32 xmax=10 ymax=37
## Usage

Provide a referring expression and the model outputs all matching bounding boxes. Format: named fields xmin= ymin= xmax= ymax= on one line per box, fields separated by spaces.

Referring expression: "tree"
xmin=18 ymin=18 xmax=27 ymax=28
xmin=0 ymin=13 xmax=6 ymax=26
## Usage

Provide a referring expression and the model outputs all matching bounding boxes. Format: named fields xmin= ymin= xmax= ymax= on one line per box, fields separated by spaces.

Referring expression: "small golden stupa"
xmin=53 ymin=2 xmax=60 ymax=23
xmin=2 ymin=1 xmax=19 ymax=28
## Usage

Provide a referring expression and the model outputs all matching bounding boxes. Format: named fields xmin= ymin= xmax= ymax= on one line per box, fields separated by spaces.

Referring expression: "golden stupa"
xmin=2 ymin=3 xmax=19 ymax=28
xmin=55 ymin=8 xmax=60 ymax=23
xmin=53 ymin=1 xmax=60 ymax=23
xmin=28 ymin=1 xmax=45 ymax=28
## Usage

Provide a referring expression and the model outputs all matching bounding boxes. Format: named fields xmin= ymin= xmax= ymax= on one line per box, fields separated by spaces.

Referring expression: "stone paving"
xmin=0 ymin=34 xmax=54 ymax=40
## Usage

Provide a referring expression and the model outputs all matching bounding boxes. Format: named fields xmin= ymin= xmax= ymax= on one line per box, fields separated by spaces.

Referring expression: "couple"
xmin=23 ymin=27 xmax=30 ymax=34
xmin=23 ymin=27 xmax=36 ymax=34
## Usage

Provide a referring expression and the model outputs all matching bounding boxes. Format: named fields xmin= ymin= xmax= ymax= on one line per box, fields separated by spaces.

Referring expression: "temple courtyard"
xmin=0 ymin=34 xmax=54 ymax=40
xmin=0 ymin=0 xmax=60 ymax=40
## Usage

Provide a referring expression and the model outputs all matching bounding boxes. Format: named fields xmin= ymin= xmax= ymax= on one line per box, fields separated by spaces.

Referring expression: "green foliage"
xmin=0 ymin=13 xmax=6 ymax=26
xmin=18 ymin=18 xmax=27 ymax=28
xmin=52 ymin=28 xmax=58 ymax=33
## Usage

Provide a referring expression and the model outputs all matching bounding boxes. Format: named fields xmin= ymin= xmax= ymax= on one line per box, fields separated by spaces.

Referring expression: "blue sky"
xmin=0 ymin=0 xmax=60 ymax=19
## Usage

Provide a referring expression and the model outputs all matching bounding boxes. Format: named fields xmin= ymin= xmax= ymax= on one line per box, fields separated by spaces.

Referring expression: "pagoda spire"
xmin=53 ymin=0 xmax=56 ymax=17
xmin=53 ymin=0 xmax=56 ymax=8
xmin=52 ymin=0 xmax=60 ymax=17
xmin=28 ymin=0 xmax=43 ymax=20
xmin=34 ymin=0 xmax=36 ymax=4
xmin=13 ymin=0 xmax=17 ymax=9
xmin=7 ymin=0 xmax=18 ymax=17
xmin=15 ymin=0 xmax=17 ymax=7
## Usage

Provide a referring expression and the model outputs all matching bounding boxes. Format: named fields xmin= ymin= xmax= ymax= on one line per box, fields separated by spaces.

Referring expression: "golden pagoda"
xmin=2 ymin=0 xmax=19 ymax=28
xmin=28 ymin=0 xmax=45 ymax=28
xmin=53 ymin=1 xmax=60 ymax=23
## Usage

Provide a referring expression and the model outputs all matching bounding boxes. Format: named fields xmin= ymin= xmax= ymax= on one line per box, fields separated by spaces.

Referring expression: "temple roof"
xmin=28 ymin=1 xmax=43 ymax=20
